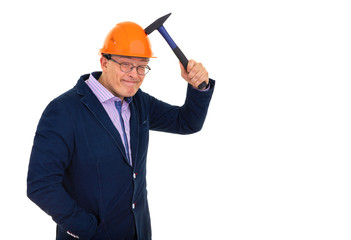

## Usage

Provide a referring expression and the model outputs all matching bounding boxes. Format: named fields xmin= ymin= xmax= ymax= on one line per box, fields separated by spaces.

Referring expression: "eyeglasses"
xmin=103 ymin=54 xmax=151 ymax=75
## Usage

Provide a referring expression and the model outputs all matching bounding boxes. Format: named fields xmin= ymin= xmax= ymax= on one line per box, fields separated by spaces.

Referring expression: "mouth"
xmin=122 ymin=79 xmax=139 ymax=87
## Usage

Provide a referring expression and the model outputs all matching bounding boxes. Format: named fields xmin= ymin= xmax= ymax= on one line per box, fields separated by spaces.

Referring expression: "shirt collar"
xmin=86 ymin=72 xmax=133 ymax=104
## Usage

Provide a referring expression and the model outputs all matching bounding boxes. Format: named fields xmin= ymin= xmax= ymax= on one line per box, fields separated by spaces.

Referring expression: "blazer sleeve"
xmin=27 ymin=99 xmax=97 ymax=240
xmin=148 ymin=79 xmax=215 ymax=134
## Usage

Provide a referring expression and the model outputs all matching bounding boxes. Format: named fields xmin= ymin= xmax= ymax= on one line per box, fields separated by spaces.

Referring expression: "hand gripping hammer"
xmin=145 ymin=13 xmax=207 ymax=90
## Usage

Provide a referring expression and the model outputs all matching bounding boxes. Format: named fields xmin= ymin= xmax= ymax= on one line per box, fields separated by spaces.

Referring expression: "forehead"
xmin=113 ymin=55 xmax=149 ymax=63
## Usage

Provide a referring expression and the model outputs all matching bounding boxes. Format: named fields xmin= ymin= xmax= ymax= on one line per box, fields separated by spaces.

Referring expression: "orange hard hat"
xmin=99 ymin=22 xmax=155 ymax=58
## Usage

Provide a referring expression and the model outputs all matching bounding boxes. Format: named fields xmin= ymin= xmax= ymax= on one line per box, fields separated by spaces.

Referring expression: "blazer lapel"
xmin=76 ymin=78 xmax=130 ymax=166
xmin=129 ymin=102 xmax=139 ymax=168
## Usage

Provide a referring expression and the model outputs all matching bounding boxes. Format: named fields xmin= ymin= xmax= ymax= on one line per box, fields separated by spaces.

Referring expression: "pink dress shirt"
xmin=85 ymin=73 xmax=133 ymax=166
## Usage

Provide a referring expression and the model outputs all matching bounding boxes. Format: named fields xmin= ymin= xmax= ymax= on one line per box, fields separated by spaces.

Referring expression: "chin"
xmin=124 ymin=89 xmax=138 ymax=97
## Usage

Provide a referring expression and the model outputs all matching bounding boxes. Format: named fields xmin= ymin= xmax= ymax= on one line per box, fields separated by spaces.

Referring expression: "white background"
xmin=1 ymin=0 xmax=350 ymax=239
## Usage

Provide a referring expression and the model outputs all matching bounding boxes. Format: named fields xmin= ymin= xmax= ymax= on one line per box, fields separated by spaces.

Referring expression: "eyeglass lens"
xmin=120 ymin=62 xmax=150 ymax=75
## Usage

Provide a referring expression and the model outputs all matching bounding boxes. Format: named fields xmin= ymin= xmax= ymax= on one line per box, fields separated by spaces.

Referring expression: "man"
xmin=27 ymin=21 xmax=215 ymax=240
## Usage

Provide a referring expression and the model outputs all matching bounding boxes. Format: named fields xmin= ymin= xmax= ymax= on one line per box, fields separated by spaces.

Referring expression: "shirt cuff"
xmin=192 ymin=82 xmax=210 ymax=92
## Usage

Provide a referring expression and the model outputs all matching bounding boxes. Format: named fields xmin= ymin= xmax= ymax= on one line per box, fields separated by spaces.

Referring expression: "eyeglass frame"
xmin=102 ymin=54 xmax=151 ymax=76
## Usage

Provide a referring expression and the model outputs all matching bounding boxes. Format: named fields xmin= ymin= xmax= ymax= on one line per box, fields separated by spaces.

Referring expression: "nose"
xmin=128 ymin=67 xmax=139 ymax=78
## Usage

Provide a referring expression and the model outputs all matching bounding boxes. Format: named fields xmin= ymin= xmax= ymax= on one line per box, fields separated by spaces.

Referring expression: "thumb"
xmin=186 ymin=59 xmax=196 ymax=72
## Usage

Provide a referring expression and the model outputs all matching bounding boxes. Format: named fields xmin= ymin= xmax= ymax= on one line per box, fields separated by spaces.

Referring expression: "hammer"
xmin=145 ymin=13 xmax=207 ymax=90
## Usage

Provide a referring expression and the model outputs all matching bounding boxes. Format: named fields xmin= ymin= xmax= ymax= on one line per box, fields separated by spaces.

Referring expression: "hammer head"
xmin=144 ymin=13 xmax=171 ymax=35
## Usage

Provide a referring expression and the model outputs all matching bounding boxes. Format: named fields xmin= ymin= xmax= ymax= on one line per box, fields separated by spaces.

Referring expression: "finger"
xmin=187 ymin=66 xmax=200 ymax=81
xmin=188 ymin=63 xmax=206 ymax=82
xmin=191 ymin=70 xmax=209 ymax=88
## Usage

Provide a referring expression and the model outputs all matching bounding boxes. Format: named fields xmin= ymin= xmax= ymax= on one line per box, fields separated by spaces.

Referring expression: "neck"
xmin=98 ymin=73 xmax=124 ymax=102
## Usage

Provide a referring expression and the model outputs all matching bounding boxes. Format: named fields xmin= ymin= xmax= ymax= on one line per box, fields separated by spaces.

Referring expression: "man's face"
xmin=100 ymin=55 xmax=149 ymax=100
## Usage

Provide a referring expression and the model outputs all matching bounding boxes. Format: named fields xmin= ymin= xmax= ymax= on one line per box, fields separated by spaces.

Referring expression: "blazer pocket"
xmin=138 ymin=118 xmax=149 ymax=150
xmin=141 ymin=118 xmax=149 ymax=126
xmin=140 ymin=118 xmax=149 ymax=131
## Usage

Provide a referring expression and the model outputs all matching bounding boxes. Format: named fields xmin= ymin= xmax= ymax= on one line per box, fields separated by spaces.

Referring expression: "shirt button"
xmin=133 ymin=173 xmax=137 ymax=179
xmin=132 ymin=203 xmax=136 ymax=209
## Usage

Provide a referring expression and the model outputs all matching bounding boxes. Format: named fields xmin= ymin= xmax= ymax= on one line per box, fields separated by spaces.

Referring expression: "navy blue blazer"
xmin=27 ymin=72 xmax=215 ymax=240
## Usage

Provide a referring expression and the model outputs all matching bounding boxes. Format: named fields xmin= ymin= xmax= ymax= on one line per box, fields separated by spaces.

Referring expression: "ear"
xmin=100 ymin=56 xmax=109 ymax=71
